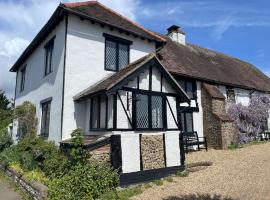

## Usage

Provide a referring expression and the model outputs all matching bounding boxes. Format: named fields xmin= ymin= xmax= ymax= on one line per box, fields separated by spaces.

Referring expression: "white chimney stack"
xmin=167 ymin=25 xmax=186 ymax=45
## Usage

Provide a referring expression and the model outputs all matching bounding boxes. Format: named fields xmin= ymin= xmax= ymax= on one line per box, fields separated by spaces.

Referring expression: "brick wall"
xmin=140 ymin=135 xmax=165 ymax=170
xmin=201 ymin=83 xmax=236 ymax=149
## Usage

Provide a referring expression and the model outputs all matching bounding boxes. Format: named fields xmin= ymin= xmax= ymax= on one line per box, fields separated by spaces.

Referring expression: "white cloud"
xmin=99 ymin=0 xmax=139 ymax=20
xmin=0 ymin=0 xmax=140 ymax=99
xmin=0 ymin=38 xmax=29 ymax=58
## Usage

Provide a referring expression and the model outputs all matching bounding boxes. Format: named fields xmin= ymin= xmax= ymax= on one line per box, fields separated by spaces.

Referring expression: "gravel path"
xmin=0 ymin=176 xmax=22 ymax=200
xmin=132 ymin=143 xmax=270 ymax=200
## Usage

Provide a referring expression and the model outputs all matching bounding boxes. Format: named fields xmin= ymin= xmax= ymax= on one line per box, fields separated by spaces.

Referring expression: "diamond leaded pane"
xmin=136 ymin=94 xmax=149 ymax=128
xmin=152 ymin=96 xmax=163 ymax=128
xmin=118 ymin=43 xmax=129 ymax=70
xmin=105 ymin=40 xmax=117 ymax=71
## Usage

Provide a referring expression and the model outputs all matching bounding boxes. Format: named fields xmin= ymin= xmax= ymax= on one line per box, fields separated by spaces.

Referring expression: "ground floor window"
xmin=90 ymin=95 xmax=107 ymax=130
xmin=41 ymin=99 xmax=51 ymax=138
xmin=135 ymin=93 xmax=164 ymax=129
xmin=181 ymin=112 xmax=193 ymax=132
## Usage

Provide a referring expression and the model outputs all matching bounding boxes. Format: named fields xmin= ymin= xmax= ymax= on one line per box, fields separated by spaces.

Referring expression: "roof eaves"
xmin=62 ymin=6 xmax=164 ymax=42
xmin=10 ymin=5 xmax=66 ymax=72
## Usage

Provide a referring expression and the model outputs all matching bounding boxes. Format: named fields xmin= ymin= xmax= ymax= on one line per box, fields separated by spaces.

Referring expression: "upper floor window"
xmin=177 ymin=79 xmax=196 ymax=99
xmin=40 ymin=98 xmax=52 ymax=138
xmin=44 ymin=37 xmax=55 ymax=76
xmin=20 ymin=66 xmax=26 ymax=92
xmin=104 ymin=33 xmax=132 ymax=72
xmin=226 ymin=87 xmax=235 ymax=103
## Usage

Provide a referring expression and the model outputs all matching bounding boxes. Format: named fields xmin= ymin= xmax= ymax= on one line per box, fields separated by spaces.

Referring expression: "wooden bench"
xmin=182 ymin=131 xmax=208 ymax=153
xmin=260 ymin=131 xmax=270 ymax=141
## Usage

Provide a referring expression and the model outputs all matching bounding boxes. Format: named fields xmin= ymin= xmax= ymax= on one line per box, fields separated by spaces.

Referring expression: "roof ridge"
xmin=187 ymin=43 xmax=270 ymax=79
xmin=94 ymin=1 xmax=165 ymax=42
xmin=63 ymin=0 xmax=165 ymax=42
xmin=62 ymin=1 xmax=97 ymax=8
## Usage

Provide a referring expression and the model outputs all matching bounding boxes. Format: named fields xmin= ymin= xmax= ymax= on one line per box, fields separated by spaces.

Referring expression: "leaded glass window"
xmin=152 ymin=96 xmax=163 ymax=128
xmin=136 ymin=94 xmax=149 ymax=128
xmin=181 ymin=112 xmax=193 ymax=132
xmin=104 ymin=35 xmax=130 ymax=71
xmin=135 ymin=94 xmax=164 ymax=129
xmin=177 ymin=79 xmax=196 ymax=99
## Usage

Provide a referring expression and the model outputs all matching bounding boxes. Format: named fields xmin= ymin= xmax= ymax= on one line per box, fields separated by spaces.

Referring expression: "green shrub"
xmin=24 ymin=169 xmax=49 ymax=184
xmin=17 ymin=134 xmax=68 ymax=177
xmin=68 ymin=128 xmax=89 ymax=166
xmin=14 ymin=101 xmax=37 ymax=138
xmin=0 ymin=147 xmax=20 ymax=166
xmin=0 ymin=129 xmax=12 ymax=152
xmin=19 ymin=151 xmax=38 ymax=171
xmin=48 ymin=163 xmax=119 ymax=200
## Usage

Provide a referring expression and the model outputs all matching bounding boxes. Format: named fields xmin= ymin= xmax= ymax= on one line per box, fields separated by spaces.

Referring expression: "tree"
xmin=0 ymin=90 xmax=13 ymax=131
xmin=0 ymin=90 xmax=10 ymax=110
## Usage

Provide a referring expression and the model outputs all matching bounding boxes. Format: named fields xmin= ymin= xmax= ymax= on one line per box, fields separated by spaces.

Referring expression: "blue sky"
xmin=0 ymin=0 xmax=269 ymax=98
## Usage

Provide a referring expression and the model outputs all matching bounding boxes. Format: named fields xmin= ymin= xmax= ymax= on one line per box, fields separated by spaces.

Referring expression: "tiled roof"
xmin=73 ymin=53 xmax=190 ymax=102
xmin=62 ymin=1 xmax=165 ymax=42
xmin=158 ymin=36 xmax=270 ymax=93
xmin=73 ymin=53 xmax=155 ymax=101
xmin=202 ymin=83 xmax=225 ymax=99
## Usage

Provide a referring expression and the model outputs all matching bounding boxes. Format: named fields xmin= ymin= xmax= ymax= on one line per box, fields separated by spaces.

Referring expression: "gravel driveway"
xmin=132 ymin=143 xmax=270 ymax=200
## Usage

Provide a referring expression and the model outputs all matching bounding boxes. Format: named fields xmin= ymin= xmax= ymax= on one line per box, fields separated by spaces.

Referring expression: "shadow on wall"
xmin=163 ymin=194 xmax=237 ymax=200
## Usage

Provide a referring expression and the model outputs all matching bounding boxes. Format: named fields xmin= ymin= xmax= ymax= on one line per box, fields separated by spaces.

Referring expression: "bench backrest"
xmin=182 ymin=131 xmax=198 ymax=140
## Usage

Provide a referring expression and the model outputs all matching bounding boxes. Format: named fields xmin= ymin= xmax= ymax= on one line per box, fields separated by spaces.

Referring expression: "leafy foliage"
xmin=16 ymin=134 xmax=68 ymax=177
xmin=14 ymin=101 xmax=37 ymax=138
xmin=48 ymin=163 xmax=119 ymax=200
xmin=48 ymin=128 xmax=119 ymax=200
xmin=0 ymin=91 xmax=13 ymax=131
xmin=68 ymin=128 xmax=89 ymax=166
xmin=0 ymin=129 xmax=13 ymax=152
xmin=228 ymin=95 xmax=270 ymax=144
xmin=0 ymin=146 xmax=20 ymax=166
xmin=0 ymin=90 xmax=10 ymax=110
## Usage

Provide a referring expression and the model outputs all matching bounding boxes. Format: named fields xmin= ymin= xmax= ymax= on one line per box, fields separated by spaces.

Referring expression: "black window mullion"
xmin=97 ymin=96 xmax=101 ymax=129
xmin=116 ymin=43 xmax=119 ymax=71
xmin=90 ymin=97 xmax=93 ymax=130
xmin=148 ymin=94 xmax=152 ymax=129
xmin=163 ymin=96 xmax=167 ymax=129
xmin=132 ymin=92 xmax=136 ymax=129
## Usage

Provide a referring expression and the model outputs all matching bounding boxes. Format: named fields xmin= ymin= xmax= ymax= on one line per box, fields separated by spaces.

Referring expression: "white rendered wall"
xmin=13 ymin=20 xmax=66 ymax=143
xmin=120 ymin=131 xmax=182 ymax=173
xmin=235 ymin=88 xmax=250 ymax=106
xmin=165 ymin=131 xmax=181 ymax=166
xmin=62 ymin=15 xmax=156 ymax=139
xmin=121 ymin=133 xmax=140 ymax=173
xmin=193 ymin=81 xmax=204 ymax=138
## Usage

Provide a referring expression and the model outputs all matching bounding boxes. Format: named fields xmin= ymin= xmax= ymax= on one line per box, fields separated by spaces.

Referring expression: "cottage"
xmin=10 ymin=1 xmax=270 ymax=184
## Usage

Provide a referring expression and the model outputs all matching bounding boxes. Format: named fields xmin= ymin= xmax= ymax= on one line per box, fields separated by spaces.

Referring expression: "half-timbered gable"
xmin=74 ymin=53 xmax=189 ymax=133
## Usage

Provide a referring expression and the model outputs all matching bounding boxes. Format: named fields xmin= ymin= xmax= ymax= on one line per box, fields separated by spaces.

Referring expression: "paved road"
xmin=0 ymin=177 xmax=22 ymax=200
